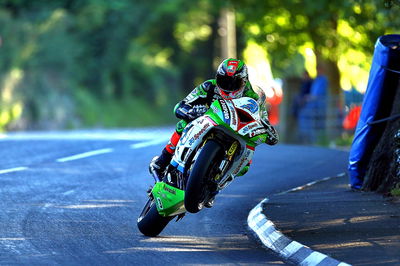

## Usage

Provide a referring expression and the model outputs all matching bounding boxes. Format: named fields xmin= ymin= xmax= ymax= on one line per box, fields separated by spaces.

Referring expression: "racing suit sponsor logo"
xmin=184 ymin=87 xmax=207 ymax=104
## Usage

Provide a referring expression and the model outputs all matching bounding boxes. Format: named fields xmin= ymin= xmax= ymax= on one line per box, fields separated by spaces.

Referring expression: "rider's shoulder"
xmin=243 ymin=82 xmax=260 ymax=100
xmin=198 ymin=79 xmax=217 ymax=92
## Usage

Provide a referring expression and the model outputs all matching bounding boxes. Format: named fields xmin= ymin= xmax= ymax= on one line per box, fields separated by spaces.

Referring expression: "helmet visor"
xmin=216 ymin=74 xmax=245 ymax=93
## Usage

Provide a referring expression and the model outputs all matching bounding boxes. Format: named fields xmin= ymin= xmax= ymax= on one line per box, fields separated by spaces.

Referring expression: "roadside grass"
xmin=390 ymin=183 xmax=400 ymax=197
xmin=75 ymin=92 xmax=176 ymax=128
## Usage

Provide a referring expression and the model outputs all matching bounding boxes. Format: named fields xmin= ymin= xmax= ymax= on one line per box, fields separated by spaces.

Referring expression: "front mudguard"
xmin=151 ymin=182 xmax=186 ymax=217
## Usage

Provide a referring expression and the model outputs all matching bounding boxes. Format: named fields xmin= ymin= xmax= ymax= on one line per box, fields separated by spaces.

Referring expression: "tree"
xmin=0 ymin=0 xmax=224 ymax=129
xmin=232 ymin=0 xmax=399 ymax=90
xmin=229 ymin=0 xmax=400 ymax=143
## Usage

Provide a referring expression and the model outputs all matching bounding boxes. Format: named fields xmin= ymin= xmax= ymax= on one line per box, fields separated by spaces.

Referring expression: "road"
xmin=0 ymin=129 xmax=349 ymax=265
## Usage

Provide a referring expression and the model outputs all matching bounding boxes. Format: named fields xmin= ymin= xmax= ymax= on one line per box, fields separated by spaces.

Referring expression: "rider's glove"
xmin=176 ymin=103 xmax=195 ymax=120
xmin=261 ymin=119 xmax=279 ymax=145
xmin=176 ymin=103 xmax=207 ymax=121
xmin=189 ymin=105 xmax=207 ymax=118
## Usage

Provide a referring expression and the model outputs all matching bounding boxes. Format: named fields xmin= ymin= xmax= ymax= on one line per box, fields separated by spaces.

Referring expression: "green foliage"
xmin=74 ymin=88 xmax=175 ymax=128
xmin=335 ymin=133 xmax=354 ymax=148
xmin=391 ymin=184 xmax=400 ymax=197
xmin=1 ymin=0 xmax=400 ymax=130
xmin=0 ymin=0 xmax=216 ymax=130
xmin=233 ymin=0 xmax=400 ymax=82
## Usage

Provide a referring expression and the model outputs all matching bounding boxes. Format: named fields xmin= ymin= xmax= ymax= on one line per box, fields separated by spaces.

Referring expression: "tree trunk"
xmin=363 ymin=82 xmax=400 ymax=193
xmin=279 ymin=77 xmax=302 ymax=143
xmin=314 ymin=54 xmax=344 ymax=142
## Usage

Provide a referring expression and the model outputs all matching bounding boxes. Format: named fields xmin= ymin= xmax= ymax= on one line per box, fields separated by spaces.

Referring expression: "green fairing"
xmin=251 ymin=134 xmax=267 ymax=144
xmin=204 ymin=101 xmax=225 ymax=126
xmin=152 ymin=182 xmax=185 ymax=217
xmin=237 ymin=165 xmax=249 ymax=176
xmin=205 ymin=101 xmax=266 ymax=148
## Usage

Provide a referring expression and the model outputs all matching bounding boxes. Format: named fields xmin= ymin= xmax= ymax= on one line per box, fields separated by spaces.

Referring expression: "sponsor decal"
xmin=226 ymin=60 xmax=239 ymax=76
xmin=211 ymin=105 xmax=219 ymax=114
xmin=256 ymin=137 xmax=266 ymax=145
xmin=249 ymin=128 xmax=267 ymax=138
xmin=248 ymin=123 xmax=260 ymax=130
xmin=240 ymin=99 xmax=258 ymax=113
xmin=233 ymin=150 xmax=250 ymax=175
xmin=156 ymin=197 xmax=164 ymax=210
xmin=227 ymin=142 xmax=238 ymax=157
xmin=163 ymin=184 xmax=176 ymax=195
xmin=219 ymin=100 xmax=230 ymax=121
xmin=228 ymin=104 xmax=237 ymax=126
xmin=189 ymin=123 xmax=210 ymax=145
xmin=185 ymin=92 xmax=196 ymax=102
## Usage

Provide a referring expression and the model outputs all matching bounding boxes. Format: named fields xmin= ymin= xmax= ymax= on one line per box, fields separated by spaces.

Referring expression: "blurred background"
xmin=0 ymin=0 xmax=399 ymax=146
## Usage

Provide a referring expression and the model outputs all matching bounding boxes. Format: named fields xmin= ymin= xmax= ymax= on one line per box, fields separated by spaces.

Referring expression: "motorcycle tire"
xmin=185 ymin=139 xmax=223 ymax=213
xmin=137 ymin=198 xmax=174 ymax=237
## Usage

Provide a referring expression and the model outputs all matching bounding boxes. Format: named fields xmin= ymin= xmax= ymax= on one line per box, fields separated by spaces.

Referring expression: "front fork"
xmin=214 ymin=141 xmax=239 ymax=191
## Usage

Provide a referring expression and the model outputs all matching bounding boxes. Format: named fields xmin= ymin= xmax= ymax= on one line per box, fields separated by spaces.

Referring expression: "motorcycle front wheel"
xmin=137 ymin=198 xmax=175 ymax=237
xmin=184 ymin=139 xmax=223 ymax=213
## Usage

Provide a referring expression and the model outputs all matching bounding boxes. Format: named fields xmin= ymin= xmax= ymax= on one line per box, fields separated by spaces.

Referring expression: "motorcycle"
xmin=137 ymin=96 xmax=269 ymax=237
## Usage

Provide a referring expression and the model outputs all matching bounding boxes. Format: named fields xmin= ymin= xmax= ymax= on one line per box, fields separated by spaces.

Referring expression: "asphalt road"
xmin=0 ymin=129 xmax=349 ymax=265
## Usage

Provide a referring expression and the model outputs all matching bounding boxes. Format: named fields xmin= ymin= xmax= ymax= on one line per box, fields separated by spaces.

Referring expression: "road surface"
xmin=0 ymin=129 xmax=349 ymax=265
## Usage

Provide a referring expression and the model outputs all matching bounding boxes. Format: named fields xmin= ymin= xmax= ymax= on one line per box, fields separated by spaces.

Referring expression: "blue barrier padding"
xmin=348 ymin=34 xmax=400 ymax=189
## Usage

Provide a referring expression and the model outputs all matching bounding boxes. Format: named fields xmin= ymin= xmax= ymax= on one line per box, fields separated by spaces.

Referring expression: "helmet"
xmin=216 ymin=58 xmax=248 ymax=99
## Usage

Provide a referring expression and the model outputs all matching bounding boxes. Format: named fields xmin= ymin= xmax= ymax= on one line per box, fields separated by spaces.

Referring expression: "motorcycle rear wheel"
xmin=137 ymin=198 xmax=174 ymax=237
xmin=184 ymin=139 xmax=223 ymax=213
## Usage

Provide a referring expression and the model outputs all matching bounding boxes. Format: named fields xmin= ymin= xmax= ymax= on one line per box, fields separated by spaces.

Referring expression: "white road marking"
xmin=63 ymin=190 xmax=75 ymax=196
xmin=0 ymin=129 xmax=172 ymax=141
xmin=0 ymin=167 xmax=28 ymax=175
xmin=0 ymin=238 xmax=27 ymax=241
xmin=56 ymin=148 xmax=113 ymax=162
xmin=130 ymin=138 xmax=169 ymax=149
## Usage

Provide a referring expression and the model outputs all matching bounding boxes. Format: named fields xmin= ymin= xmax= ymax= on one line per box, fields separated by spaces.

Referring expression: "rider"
xmin=149 ymin=58 xmax=278 ymax=185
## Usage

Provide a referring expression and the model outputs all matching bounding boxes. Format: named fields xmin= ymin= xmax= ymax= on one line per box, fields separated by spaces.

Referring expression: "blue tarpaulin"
xmin=348 ymin=34 xmax=400 ymax=189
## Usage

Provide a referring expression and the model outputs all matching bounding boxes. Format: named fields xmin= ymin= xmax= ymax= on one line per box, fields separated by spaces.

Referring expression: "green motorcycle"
xmin=137 ymin=97 xmax=269 ymax=237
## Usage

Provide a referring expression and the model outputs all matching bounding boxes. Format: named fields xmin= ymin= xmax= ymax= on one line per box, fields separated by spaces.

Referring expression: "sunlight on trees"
xmin=0 ymin=0 xmax=399 ymax=131
xmin=0 ymin=68 xmax=24 ymax=130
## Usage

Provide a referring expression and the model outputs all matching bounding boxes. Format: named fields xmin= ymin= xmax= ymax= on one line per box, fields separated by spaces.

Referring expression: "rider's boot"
xmin=149 ymin=148 xmax=173 ymax=181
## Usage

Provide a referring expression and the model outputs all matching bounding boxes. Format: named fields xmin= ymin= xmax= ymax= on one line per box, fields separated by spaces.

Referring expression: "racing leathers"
xmin=149 ymin=79 xmax=279 ymax=182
